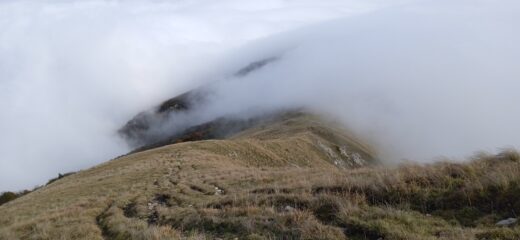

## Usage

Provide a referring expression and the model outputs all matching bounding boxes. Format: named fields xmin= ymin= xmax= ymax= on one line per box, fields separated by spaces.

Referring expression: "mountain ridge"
xmin=0 ymin=111 xmax=381 ymax=239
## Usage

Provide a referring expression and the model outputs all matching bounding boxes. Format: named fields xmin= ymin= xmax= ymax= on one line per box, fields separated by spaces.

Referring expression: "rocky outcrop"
xmin=118 ymin=57 xmax=278 ymax=149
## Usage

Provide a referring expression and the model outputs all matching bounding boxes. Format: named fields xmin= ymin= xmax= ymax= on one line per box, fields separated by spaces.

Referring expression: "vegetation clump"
xmin=0 ymin=192 xmax=17 ymax=206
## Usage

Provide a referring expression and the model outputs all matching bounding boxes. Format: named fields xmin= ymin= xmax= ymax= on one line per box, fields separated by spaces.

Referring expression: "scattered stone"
xmin=353 ymin=153 xmax=365 ymax=165
xmin=284 ymin=205 xmax=295 ymax=212
xmin=228 ymin=151 xmax=238 ymax=158
xmin=338 ymin=146 xmax=349 ymax=157
xmin=214 ymin=187 xmax=224 ymax=195
xmin=318 ymin=141 xmax=337 ymax=160
xmin=496 ymin=218 xmax=517 ymax=226
xmin=319 ymin=143 xmax=366 ymax=167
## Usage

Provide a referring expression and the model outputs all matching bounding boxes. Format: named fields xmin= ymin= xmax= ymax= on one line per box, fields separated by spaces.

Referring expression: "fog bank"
xmin=2 ymin=0 xmax=519 ymax=191
xmin=0 ymin=0 xmax=398 ymax=191
xmin=200 ymin=0 xmax=520 ymax=162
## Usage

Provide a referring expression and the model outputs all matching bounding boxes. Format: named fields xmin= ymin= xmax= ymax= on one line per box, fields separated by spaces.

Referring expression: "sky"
xmin=1 ymin=0 xmax=519 ymax=191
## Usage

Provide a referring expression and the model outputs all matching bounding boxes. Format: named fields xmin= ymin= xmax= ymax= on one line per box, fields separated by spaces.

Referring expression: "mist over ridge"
xmin=1 ymin=0 xmax=519 ymax=191
xmin=132 ymin=0 xmax=520 ymax=163
xmin=0 ymin=0 xmax=397 ymax=191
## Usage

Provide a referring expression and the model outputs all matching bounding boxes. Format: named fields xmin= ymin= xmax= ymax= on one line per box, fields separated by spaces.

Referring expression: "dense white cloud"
xmin=0 ymin=0 xmax=400 ymax=191
xmin=139 ymin=0 xmax=519 ymax=163
xmin=1 ymin=0 xmax=518 ymax=191
xmin=201 ymin=0 xmax=520 ymax=162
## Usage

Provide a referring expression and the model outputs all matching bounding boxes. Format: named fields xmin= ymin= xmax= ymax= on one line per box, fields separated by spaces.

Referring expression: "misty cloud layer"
xmin=202 ymin=0 xmax=520 ymax=162
xmin=0 ymin=0 xmax=397 ymax=191
xmin=1 ymin=0 xmax=519 ymax=191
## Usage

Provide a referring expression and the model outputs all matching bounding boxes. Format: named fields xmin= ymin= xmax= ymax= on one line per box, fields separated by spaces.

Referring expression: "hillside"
xmin=1 ymin=111 xmax=519 ymax=239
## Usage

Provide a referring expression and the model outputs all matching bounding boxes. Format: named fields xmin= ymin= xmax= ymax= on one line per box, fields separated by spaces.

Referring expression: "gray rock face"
xmin=318 ymin=141 xmax=367 ymax=168
xmin=496 ymin=217 xmax=517 ymax=226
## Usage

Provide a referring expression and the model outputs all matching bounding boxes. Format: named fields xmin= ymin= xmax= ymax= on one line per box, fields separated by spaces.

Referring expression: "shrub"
xmin=46 ymin=172 xmax=75 ymax=185
xmin=0 ymin=191 xmax=18 ymax=206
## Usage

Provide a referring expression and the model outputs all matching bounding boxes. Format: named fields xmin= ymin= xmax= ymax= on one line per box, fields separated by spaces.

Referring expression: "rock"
xmin=496 ymin=218 xmax=517 ymax=226
xmin=214 ymin=186 xmax=224 ymax=195
xmin=228 ymin=151 xmax=238 ymax=158
xmin=348 ymin=152 xmax=365 ymax=165
xmin=318 ymin=141 xmax=337 ymax=160
xmin=284 ymin=205 xmax=295 ymax=212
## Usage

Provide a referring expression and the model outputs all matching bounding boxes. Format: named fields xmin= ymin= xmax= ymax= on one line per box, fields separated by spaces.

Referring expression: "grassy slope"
xmin=0 ymin=113 xmax=519 ymax=240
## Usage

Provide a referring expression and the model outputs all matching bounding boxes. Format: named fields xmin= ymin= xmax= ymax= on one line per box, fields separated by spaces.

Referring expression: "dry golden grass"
xmin=1 ymin=113 xmax=518 ymax=239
